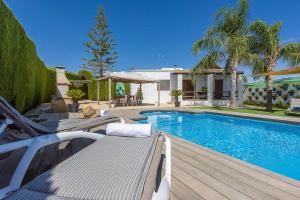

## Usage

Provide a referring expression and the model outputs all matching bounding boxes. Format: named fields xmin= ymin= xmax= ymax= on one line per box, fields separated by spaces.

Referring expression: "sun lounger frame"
xmin=0 ymin=131 xmax=171 ymax=200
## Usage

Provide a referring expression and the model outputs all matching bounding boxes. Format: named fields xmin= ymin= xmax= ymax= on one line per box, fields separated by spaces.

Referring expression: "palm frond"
xmin=249 ymin=20 xmax=269 ymax=36
xmin=280 ymin=43 xmax=300 ymax=66
xmin=193 ymin=51 xmax=224 ymax=73
xmin=192 ymin=37 xmax=223 ymax=54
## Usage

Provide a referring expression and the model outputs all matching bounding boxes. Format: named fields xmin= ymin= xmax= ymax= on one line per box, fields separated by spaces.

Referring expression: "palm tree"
xmin=192 ymin=0 xmax=252 ymax=108
xmin=249 ymin=21 xmax=300 ymax=111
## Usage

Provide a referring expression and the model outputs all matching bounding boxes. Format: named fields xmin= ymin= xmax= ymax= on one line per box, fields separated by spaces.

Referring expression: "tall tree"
xmin=192 ymin=0 xmax=253 ymax=107
xmin=249 ymin=21 xmax=300 ymax=111
xmin=82 ymin=6 xmax=117 ymax=77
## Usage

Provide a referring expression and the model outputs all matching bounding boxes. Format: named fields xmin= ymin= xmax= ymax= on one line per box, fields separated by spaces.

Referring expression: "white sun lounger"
xmin=0 ymin=98 xmax=171 ymax=200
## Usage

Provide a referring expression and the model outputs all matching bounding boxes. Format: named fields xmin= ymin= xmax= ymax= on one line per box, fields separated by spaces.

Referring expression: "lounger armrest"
xmin=0 ymin=131 xmax=105 ymax=199
xmin=152 ymin=136 xmax=171 ymax=200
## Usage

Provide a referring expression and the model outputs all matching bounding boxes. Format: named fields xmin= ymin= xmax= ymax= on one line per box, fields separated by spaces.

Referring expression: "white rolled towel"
xmin=106 ymin=123 xmax=152 ymax=137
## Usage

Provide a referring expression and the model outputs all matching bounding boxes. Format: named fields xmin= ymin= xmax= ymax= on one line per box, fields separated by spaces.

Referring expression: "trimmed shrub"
xmin=78 ymin=69 xmax=95 ymax=80
xmin=0 ymin=2 xmax=56 ymax=113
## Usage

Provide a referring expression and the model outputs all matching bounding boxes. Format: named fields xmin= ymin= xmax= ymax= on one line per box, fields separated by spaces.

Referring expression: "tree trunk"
xmin=265 ymin=75 xmax=273 ymax=111
xmin=265 ymin=62 xmax=275 ymax=111
xmin=229 ymin=58 xmax=238 ymax=108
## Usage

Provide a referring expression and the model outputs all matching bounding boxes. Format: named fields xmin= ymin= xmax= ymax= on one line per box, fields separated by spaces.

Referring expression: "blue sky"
xmin=4 ymin=0 xmax=300 ymax=81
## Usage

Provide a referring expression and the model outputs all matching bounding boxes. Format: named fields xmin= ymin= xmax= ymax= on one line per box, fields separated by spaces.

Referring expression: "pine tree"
xmin=82 ymin=6 xmax=117 ymax=77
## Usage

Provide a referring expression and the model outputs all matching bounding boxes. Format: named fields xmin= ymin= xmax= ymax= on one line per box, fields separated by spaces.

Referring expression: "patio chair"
xmin=284 ymin=98 xmax=300 ymax=116
xmin=0 ymin=100 xmax=171 ymax=200
xmin=119 ymin=94 xmax=129 ymax=106
xmin=130 ymin=95 xmax=138 ymax=106
xmin=0 ymin=96 xmax=120 ymax=136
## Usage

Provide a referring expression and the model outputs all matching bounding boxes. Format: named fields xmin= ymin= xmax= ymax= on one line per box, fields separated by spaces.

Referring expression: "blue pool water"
xmin=138 ymin=111 xmax=300 ymax=180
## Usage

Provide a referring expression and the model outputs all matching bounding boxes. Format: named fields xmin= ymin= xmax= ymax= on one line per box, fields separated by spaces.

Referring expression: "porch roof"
xmin=171 ymin=69 xmax=244 ymax=75
xmin=97 ymin=72 xmax=159 ymax=83
xmin=254 ymin=66 xmax=300 ymax=76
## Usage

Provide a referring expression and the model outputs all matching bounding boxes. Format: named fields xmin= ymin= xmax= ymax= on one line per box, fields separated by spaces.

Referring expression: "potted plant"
xmin=198 ymin=86 xmax=208 ymax=99
xmin=288 ymin=89 xmax=295 ymax=96
xmin=293 ymin=84 xmax=300 ymax=91
xmin=170 ymin=89 xmax=183 ymax=107
xmin=276 ymin=90 xmax=282 ymax=96
xmin=66 ymin=89 xmax=85 ymax=112
xmin=198 ymin=86 xmax=208 ymax=95
xmin=282 ymin=94 xmax=289 ymax=101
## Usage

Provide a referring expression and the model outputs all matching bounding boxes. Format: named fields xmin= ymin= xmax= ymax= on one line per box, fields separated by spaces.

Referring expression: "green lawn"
xmin=194 ymin=106 xmax=300 ymax=117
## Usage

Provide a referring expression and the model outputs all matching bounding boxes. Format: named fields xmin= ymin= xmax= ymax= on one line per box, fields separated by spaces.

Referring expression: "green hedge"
xmin=0 ymin=1 xmax=56 ymax=113
xmin=87 ymin=80 xmax=131 ymax=101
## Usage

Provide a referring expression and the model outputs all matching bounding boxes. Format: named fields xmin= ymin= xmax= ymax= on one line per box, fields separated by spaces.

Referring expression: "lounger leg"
xmin=152 ymin=136 xmax=171 ymax=200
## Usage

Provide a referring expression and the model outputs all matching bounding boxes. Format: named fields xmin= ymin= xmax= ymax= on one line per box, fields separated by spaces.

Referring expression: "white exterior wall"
xmin=130 ymin=71 xmax=172 ymax=104
xmin=177 ymin=74 xmax=183 ymax=101
xmin=195 ymin=75 xmax=207 ymax=94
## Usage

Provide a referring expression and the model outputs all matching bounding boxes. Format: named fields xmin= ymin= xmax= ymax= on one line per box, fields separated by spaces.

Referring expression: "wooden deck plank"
xmin=172 ymin=144 xmax=300 ymax=200
xmin=172 ymin=165 xmax=228 ymax=200
xmin=171 ymin=177 xmax=205 ymax=200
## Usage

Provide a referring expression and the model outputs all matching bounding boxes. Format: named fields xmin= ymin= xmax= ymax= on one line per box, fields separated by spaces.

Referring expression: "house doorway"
xmin=214 ymin=79 xmax=223 ymax=99
xmin=183 ymin=80 xmax=194 ymax=99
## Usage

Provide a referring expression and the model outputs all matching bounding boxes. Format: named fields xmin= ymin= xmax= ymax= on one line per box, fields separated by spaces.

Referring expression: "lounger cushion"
xmin=5 ymin=133 xmax=159 ymax=200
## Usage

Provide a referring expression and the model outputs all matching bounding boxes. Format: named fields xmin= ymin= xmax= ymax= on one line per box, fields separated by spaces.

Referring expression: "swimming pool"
xmin=138 ymin=111 xmax=300 ymax=181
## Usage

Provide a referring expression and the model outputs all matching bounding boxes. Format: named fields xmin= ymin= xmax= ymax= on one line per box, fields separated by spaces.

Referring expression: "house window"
xmin=160 ymin=80 xmax=170 ymax=90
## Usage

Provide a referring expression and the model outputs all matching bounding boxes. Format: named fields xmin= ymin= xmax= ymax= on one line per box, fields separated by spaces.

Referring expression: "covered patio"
xmin=96 ymin=72 xmax=160 ymax=108
xmin=171 ymin=69 xmax=244 ymax=107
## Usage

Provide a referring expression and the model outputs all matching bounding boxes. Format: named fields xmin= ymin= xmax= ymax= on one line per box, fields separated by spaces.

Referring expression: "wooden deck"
xmin=107 ymin=108 xmax=300 ymax=200
xmin=169 ymin=135 xmax=300 ymax=200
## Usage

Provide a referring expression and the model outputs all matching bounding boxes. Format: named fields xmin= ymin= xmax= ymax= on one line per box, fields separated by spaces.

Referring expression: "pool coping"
xmin=129 ymin=108 xmax=300 ymax=125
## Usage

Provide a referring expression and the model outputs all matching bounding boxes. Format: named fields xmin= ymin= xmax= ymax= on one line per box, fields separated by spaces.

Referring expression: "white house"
xmin=130 ymin=68 xmax=244 ymax=107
